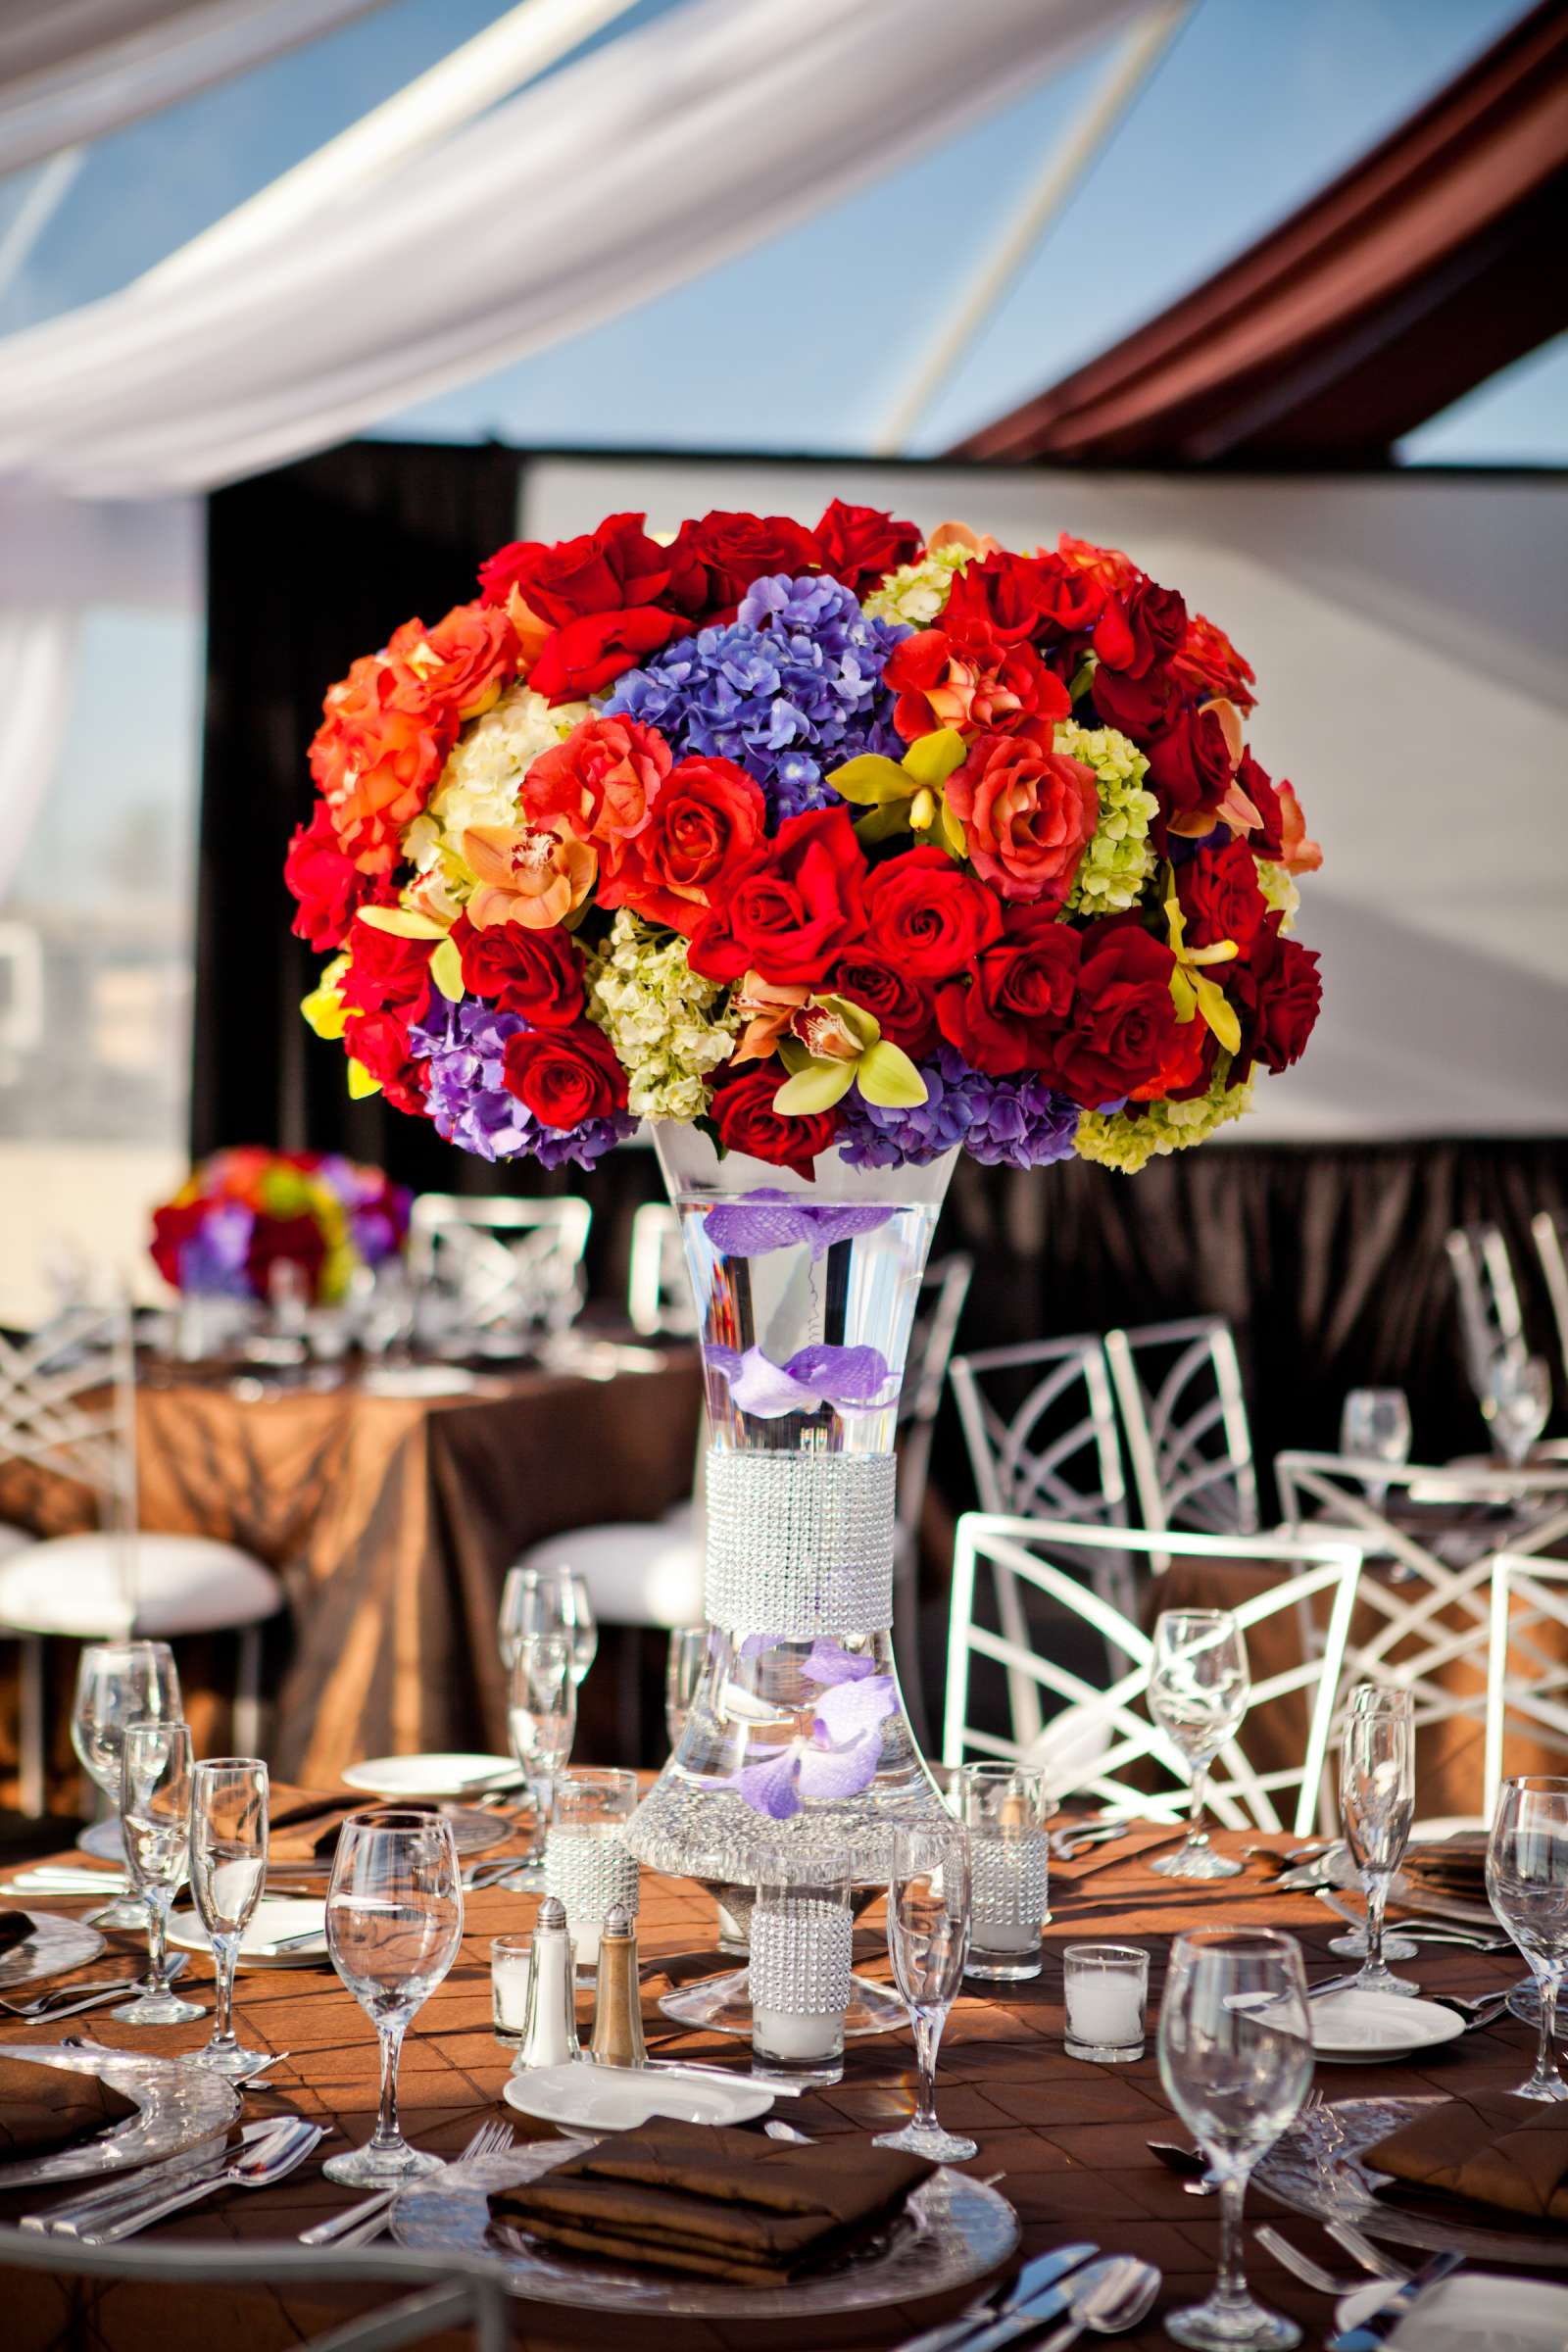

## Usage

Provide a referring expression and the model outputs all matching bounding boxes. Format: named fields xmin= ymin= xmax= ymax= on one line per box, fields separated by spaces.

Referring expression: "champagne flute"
xmin=1487 ymin=1775 xmax=1568 ymax=2102
xmin=188 ymin=1757 xmax=270 ymax=2075
xmin=507 ymin=1633 xmax=576 ymax=1880
xmin=1341 ymin=1684 xmax=1417 ymax=1997
xmin=873 ymin=1824 xmax=976 ymax=2163
xmin=71 ymin=1641 xmax=182 ymax=1929
xmin=499 ymin=1564 xmax=597 ymax=1685
xmin=1340 ymin=1388 xmax=1412 ymax=1508
xmin=1484 ymin=1353 xmax=1552 ymax=1468
xmin=1158 ymin=1927 xmax=1313 ymax=2349
xmin=1147 ymin=1610 xmax=1250 ymax=1880
xmin=664 ymin=1625 xmax=708 ymax=1751
xmin=113 ymin=1719 xmax=203 ymax=2024
xmin=324 ymin=1810 xmax=464 ymax=2183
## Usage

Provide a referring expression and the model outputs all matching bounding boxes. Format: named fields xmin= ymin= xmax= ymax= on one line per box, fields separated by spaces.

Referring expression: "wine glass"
xmin=1147 ymin=1611 xmax=1250 ymax=1880
xmin=1484 ymin=1353 xmax=1552 ymax=1468
xmin=1158 ymin=1926 xmax=1314 ymax=2349
xmin=188 ymin=1757 xmax=270 ymax=2075
xmin=324 ymin=1810 xmax=464 ymax=2183
xmin=71 ymin=1641 xmax=182 ymax=1929
xmin=1341 ymin=1684 xmax=1417 ymax=1997
xmin=1340 ymin=1388 xmax=1412 ymax=1507
xmin=113 ymin=1719 xmax=203 ymax=2024
xmin=664 ymin=1625 xmax=708 ymax=1750
xmin=873 ymin=1824 xmax=976 ymax=2163
xmin=507 ymin=1633 xmax=576 ymax=1879
xmin=499 ymin=1564 xmax=597 ymax=1685
xmin=1487 ymin=1775 xmax=1568 ymax=2101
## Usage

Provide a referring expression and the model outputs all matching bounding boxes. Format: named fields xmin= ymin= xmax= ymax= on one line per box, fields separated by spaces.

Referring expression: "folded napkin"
xmin=0 ymin=1911 xmax=34 ymax=1957
xmin=1366 ymin=2092 xmax=1568 ymax=2224
xmin=0 ymin=2055 xmax=138 ymax=2161
xmin=266 ymin=1784 xmax=368 ymax=1864
xmin=1402 ymin=1834 xmax=1490 ymax=1897
xmin=489 ymin=2119 xmax=934 ymax=2286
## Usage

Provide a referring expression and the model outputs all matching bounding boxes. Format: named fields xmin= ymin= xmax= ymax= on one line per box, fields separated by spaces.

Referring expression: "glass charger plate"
xmin=0 ymin=2041 xmax=239 ymax=2190
xmin=0 ymin=1910 xmax=107 ymax=1989
xmin=392 ymin=2141 xmax=1019 ymax=2317
xmin=265 ymin=1805 xmax=510 ymax=1877
xmin=78 ymin=1820 xmax=124 ymax=1864
xmin=1256 ymin=2096 xmax=1568 ymax=2269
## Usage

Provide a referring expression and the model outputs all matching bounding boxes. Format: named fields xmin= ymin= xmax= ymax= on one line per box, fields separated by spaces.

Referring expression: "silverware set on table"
xmin=894 ymin=2246 xmax=1160 ymax=2352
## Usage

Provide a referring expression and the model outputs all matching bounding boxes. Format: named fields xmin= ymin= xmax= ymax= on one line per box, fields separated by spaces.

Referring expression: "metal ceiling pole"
xmin=871 ymin=3 xmax=1193 ymax=456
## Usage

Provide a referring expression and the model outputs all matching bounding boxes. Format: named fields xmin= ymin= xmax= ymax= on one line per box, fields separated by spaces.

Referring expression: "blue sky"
xmin=0 ymin=0 xmax=1559 ymax=464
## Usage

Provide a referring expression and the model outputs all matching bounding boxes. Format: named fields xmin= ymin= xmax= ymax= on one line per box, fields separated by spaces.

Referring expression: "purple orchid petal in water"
xmin=725 ymin=1348 xmax=821 ymax=1419
xmin=703 ymin=1344 xmax=744 ymax=1382
xmin=796 ymin=1729 xmax=884 ymax=1803
xmin=812 ymin=1674 xmax=899 ymax=1746
xmin=738 ymin=1633 xmax=783 ymax=1662
xmin=800 ymin=1638 xmax=877 ymax=1688
xmin=732 ymin=1744 xmax=804 ymax=1821
xmin=783 ymin=1344 xmax=898 ymax=1409
xmin=702 ymin=1192 xmax=896 ymax=1260
xmin=706 ymin=1342 xmax=899 ymax=1420
xmin=798 ymin=1205 xmax=896 ymax=1253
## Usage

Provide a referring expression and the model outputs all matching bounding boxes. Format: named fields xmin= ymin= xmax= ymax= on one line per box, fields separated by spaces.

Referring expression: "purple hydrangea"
xmin=838 ymin=1045 xmax=1081 ymax=1171
xmin=410 ymin=1001 xmax=634 ymax=1171
xmin=601 ymin=571 xmax=908 ymax=826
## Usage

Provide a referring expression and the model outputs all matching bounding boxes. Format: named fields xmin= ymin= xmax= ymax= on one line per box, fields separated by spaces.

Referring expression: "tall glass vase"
xmin=625 ymin=1124 xmax=955 ymax=2036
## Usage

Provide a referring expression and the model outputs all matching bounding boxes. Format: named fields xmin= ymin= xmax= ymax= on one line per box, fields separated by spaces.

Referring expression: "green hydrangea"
xmin=1254 ymin=858 xmax=1299 ymax=932
xmin=585 ymin=910 xmax=738 ymax=1122
xmin=1074 ymin=1059 xmax=1257 ymax=1175
xmin=1057 ymin=719 xmax=1158 ymax=917
xmin=862 ymin=543 xmax=973 ymax=630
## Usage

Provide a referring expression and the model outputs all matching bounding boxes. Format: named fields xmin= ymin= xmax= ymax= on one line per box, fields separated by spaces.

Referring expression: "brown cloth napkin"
xmin=1401 ymin=1834 xmax=1490 ymax=1898
xmin=489 ymin=2119 xmax=934 ymax=2286
xmin=0 ymin=1912 xmax=34 ymax=1958
xmin=0 ymin=2055 xmax=138 ymax=2161
xmin=266 ymin=1784 xmax=368 ymax=1864
xmin=1365 ymin=2092 xmax=1568 ymax=2224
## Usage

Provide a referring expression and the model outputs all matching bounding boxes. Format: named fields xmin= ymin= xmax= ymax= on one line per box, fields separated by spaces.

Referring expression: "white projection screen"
xmin=522 ymin=458 xmax=1568 ymax=1145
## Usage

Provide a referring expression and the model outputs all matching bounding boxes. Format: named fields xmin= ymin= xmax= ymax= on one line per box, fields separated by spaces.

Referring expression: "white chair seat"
xmin=519 ymin=1503 xmax=701 ymax=1629
xmin=0 ymin=1532 xmax=282 ymax=1639
xmin=0 ymin=1523 xmax=34 ymax=1566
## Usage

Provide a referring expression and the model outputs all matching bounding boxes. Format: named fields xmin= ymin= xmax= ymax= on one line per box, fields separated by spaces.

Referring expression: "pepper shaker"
xmin=514 ymin=1895 xmax=579 ymax=2071
xmin=589 ymin=1901 xmax=648 ymax=2068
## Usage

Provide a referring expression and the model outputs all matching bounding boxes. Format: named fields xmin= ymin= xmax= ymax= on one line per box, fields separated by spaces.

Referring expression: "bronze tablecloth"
xmin=0 ymin=1825 xmax=1549 ymax=2351
xmin=0 ymin=1353 xmax=702 ymax=1793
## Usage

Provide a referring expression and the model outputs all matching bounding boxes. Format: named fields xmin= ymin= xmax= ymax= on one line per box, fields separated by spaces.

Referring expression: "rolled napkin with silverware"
xmin=488 ymin=2119 xmax=934 ymax=2285
xmin=1364 ymin=2092 xmax=1568 ymax=2223
xmin=0 ymin=2056 xmax=138 ymax=2160
xmin=0 ymin=1911 xmax=34 ymax=1956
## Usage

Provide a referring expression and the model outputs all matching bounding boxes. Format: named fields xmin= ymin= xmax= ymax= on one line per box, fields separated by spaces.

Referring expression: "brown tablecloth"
xmin=0 ymin=1824 xmax=1548 ymax=2351
xmin=0 ymin=1352 xmax=702 ymax=1794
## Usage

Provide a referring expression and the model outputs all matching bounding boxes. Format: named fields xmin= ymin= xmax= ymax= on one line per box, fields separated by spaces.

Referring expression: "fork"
xmin=26 ymin=2118 xmax=288 ymax=2236
xmin=1254 ymin=2226 xmax=1408 ymax=2298
xmin=0 ymin=1955 xmax=189 ymax=2021
xmin=81 ymin=2117 xmax=325 ymax=2240
xmin=297 ymin=2119 xmax=514 ymax=2246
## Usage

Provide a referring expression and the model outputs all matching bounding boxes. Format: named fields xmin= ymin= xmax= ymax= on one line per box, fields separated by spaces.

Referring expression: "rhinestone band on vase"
xmin=703 ymin=1448 xmax=896 ymax=1638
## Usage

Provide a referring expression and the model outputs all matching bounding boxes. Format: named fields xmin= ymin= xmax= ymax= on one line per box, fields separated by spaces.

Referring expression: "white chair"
xmin=1484 ymin=1552 xmax=1568 ymax=1820
xmin=1446 ymin=1220 xmax=1528 ymax=1397
xmin=409 ymin=1195 xmax=591 ymax=1346
xmin=943 ymin=1514 xmax=1361 ymax=1838
xmin=1533 ymin=1211 xmax=1568 ymax=1392
xmin=1104 ymin=1315 xmax=1259 ymax=1562
xmin=891 ymin=1251 xmax=973 ymax=1745
xmin=0 ymin=1303 xmax=282 ymax=1815
xmin=626 ymin=1201 xmax=697 ymax=1338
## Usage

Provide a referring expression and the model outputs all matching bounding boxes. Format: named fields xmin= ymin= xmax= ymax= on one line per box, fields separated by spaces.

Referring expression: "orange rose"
xmin=884 ymin=627 xmax=1067 ymax=740
xmin=309 ymin=656 xmax=455 ymax=876
xmin=386 ymin=602 xmax=518 ymax=720
xmin=946 ymin=722 xmax=1099 ymax=910
xmin=520 ymin=715 xmax=671 ymax=852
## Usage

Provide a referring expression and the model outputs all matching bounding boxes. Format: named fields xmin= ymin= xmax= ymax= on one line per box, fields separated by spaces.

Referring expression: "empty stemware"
xmin=507 ymin=1632 xmax=576 ymax=1880
xmin=873 ymin=1823 xmax=976 ymax=2163
xmin=324 ymin=1809 xmax=464 ymax=2183
xmin=71 ymin=1641 xmax=182 ymax=1929
xmin=1341 ymin=1684 xmax=1417 ymax=1998
xmin=1340 ymin=1388 xmax=1412 ymax=1508
xmin=1487 ymin=1774 xmax=1568 ymax=2102
xmin=188 ymin=1757 xmax=270 ymax=2075
xmin=114 ymin=1719 xmax=203 ymax=2024
xmin=1147 ymin=1610 xmax=1249 ymax=1880
xmin=664 ymin=1625 xmax=708 ymax=1751
xmin=499 ymin=1564 xmax=597 ymax=1686
xmin=1484 ymin=1353 xmax=1552 ymax=1468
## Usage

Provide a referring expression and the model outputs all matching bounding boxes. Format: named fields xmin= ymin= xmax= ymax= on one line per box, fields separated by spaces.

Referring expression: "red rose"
xmin=813 ymin=500 xmax=922 ymax=596
xmin=1094 ymin=579 xmax=1188 ymax=679
xmin=1172 ymin=611 xmax=1256 ymax=711
xmin=477 ymin=513 xmax=675 ymax=622
xmin=527 ymin=607 xmax=691 ymax=704
xmin=342 ymin=1010 xmax=428 ymax=1117
xmin=336 ymin=916 xmax=434 ymax=1022
xmin=521 ymin=715 xmax=671 ymax=847
xmin=1231 ymin=920 xmax=1322 ymax=1079
xmin=1047 ymin=923 xmax=1183 ymax=1107
xmin=601 ymin=755 xmax=766 ymax=935
xmin=1176 ymin=841 xmax=1267 ymax=956
xmin=709 ymin=1064 xmax=837 ymax=1178
xmin=503 ymin=1020 xmax=627 ymax=1130
xmin=936 ymin=906 xmax=1080 ymax=1074
xmin=386 ymin=602 xmax=517 ymax=719
xmin=1025 ymin=551 xmax=1110 ymax=636
xmin=945 ymin=723 xmax=1099 ymax=909
xmin=451 ymin=911 xmax=583 ymax=1027
xmin=941 ymin=552 xmax=1055 ymax=647
xmin=246 ymin=1213 xmax=327 ymax=1305
xmin=284 ymin=806 xmax=387 ymax=952
xmin=828 ymin=947 xmax=936 ymax=1055
xmin=1145 ymin=705 xmax=1237 ymax=831
xmin=150 ymin=1200 xmax=205 ymax=1290
xmin=862 ymin=845 xmax=1002 ymax=979
xmin=686 ymin=805 xmax=867 ymax=987
xmin=883 ymin=626 xmax=1066 ymax=740
xmin=667 ymin=511 xmax=823 ymax=621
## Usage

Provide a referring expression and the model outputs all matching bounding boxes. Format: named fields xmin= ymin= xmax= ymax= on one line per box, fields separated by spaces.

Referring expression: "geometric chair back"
xmin=889 ymin=1250 xmax=973 ymax=1749
xmin=1532 ymin=1211 xmax=1568 ymax=1393
xmin=944 ymin=1513 xmax=1361 ymax=1838
xmin=0 ymin=1300 xmax=139 ymax=1535
xmin=1485 ymin=1553 xmax=1568 ymax=1819
xmin=626 ymin=1200 xmax=697 ymax=1338
xmin=1446 ymin=1220 xmax=1527 ymax=1397
xmin=1103 ymin=1314 xmax=1258 ymax=1564
xmin=409 ymin=1195 xmax=591 ymax=1341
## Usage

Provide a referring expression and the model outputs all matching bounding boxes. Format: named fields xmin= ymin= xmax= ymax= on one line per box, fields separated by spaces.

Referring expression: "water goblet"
xmin=1340 ymin=1387 xmax=1412 ymax=1508
xmin=1147 ymin=1610 xmax=1249 ymax=1880
xmin=1158 ymin=1926 xmax=1314 ymax=2349
xmin=664 ymin=1625 xmax=708 ymax=1751
xmin=71 ymin=1640 xmax=182 ymax=1929
xmin=113 ymin=1719 xmax=204 ymax=2024
xmin=507 ymin=1633 xmax=576 ymax=1881
xmin=1484 ymin=1353 xmax=1552 ymax=1468
xmin=1487 ymin=1774 xmax=1568 ymax=2101
xmin=873 ymin=1824 xmax=976 ymax=2163
xmin=324 ymin=1809 xmax=464 ymax=2183
xmin=188 ymin=1757 xmax=270 ymax=2075
xmin=1342 ymin=1684 xmax=1417 ymax=1997
xmin=499 ymin=1564 xmax=596 ymax=1686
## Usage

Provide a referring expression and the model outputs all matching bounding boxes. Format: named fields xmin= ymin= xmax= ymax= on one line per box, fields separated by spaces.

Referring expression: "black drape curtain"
xmin=195 ymin=441 xmax=1568 ymax=1495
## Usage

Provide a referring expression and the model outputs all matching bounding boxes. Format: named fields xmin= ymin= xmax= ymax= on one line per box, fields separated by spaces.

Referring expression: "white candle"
xmin=1065 ymin=1972 xmax=1144 ymax=2050
xmin=491 ymin=1946 xmax=532 ymax=2038
xmin=974 ymin=1921 xmax=1041 ymax=1955
xmin=754 ymin=2009 xmax=842 ymax=2061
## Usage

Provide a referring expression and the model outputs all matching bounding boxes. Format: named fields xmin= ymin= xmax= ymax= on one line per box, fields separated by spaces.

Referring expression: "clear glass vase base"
xmin=658 ymin=1964 xmax=907 ymax=2039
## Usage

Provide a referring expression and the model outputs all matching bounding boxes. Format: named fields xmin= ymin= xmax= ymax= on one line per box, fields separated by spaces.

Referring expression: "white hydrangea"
xmin=1075 ymin=1061 xmax=1257 ymax=1174
xmin=423 ymin=684 xmax=590 ymax=855
xmin=861 ymin=543 xmax=973 ymax=630
xmin=1057 ymin=719 xmax=1159 ymax=917
xmin=585 ymin=910 xmax=739 ymax=1122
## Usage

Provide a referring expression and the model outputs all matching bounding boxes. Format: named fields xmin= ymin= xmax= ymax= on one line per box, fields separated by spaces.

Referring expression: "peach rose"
xmin=945 ymin=722 xmax=1099 ymax=910
xmin=386 ymin=602 xmax=518 ymax=721
xmin=520 ymin=715 xmax=671 ymax=852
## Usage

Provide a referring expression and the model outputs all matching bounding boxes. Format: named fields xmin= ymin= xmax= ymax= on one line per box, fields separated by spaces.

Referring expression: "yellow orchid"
xmin=301 ymin=955 xmax=350 ymax=1041
xmin=772 ymin=995 xmax=928 ymax=1116
xmin=1161 ymin=868 xmax=1241 ymax=1055
xmin=824 ymin=726 xmax=970 ymax=856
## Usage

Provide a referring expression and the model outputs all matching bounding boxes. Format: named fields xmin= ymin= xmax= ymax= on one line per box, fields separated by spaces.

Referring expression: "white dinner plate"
xmin=361 ymin=1366 xmax=480 ymax=1398
xmin=503 ymin=2062 xmax=773 ymax=2132
xmin=340 ymin=1753 xmax=518 ymax=1796
xmin=168 ymin=1898 xmax=327 ymax=1967
xmin=1309 ymin=1990 xmax=1464 ymax=2061
xmin=1338 ymin=2273 xmax=1568 ymax=2349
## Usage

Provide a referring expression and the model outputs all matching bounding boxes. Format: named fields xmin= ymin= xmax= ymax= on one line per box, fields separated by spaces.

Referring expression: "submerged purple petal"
xmin=796 ymin=1730 xmax=884 ymax=1802
xmin=703 ymin=1193 xmax=813 ymax=1258
xmin=813 ymin=1675 xmax=899 ymax=1745
xmin=800 ymin=1638 xmax=878 ymax=1688
xmin=798 ymin=1205 xmax=895 ymax=1252
xmin=727 ymin=1348 xmax=821 ymax=1418
xmin=783 ymin=1344 xmax=896 ymax=1408
xmin=733 ymin=1746 xmax=804 ymax=1821
xmin=703 ymin=1344 xmax=744 ymax=1383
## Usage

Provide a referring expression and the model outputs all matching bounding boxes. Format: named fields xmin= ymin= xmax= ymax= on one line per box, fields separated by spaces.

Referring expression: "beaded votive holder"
xmin=750 ymin=1890 xmax=854 ymax=2086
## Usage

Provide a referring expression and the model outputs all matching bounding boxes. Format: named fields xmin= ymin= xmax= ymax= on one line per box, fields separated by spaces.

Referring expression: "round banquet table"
xmin=0 ymin=1822 xmax=1549 ymax=2352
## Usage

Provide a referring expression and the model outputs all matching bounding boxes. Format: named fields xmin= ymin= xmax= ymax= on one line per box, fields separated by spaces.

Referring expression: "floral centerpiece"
xmin=150 ymin=1148 xmax=411 ymax=1303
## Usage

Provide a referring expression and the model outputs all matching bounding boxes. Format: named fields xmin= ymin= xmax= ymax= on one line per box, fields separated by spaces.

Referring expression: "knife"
xmin=944 ymin=2257 xmax=1121 ymax=2352
xmin=892 ymin=2245 xmax=1100 ymax=2352
xmin=1327 ymin=2248 xmax=1464 ymax=2350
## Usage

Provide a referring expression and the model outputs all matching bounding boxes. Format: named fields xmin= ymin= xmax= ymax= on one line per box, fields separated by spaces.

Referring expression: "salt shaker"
xmin=589 ymin=1901 xmax=648 ymax=2068
xmin=514 ymin=1895 xmax=579 ymax=2071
